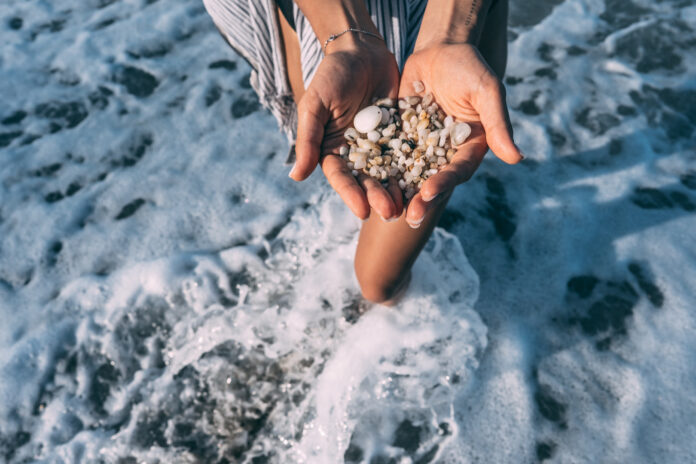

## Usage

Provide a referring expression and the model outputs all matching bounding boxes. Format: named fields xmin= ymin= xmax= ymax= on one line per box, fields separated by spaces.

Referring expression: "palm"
xmin=397 ymin=43 xmax=521 ymax=222
xmin=294 ymin=45 xmax=403 ymax=220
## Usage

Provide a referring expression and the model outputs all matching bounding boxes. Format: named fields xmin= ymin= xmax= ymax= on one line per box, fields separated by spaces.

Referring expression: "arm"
xmin=399 ymin=0 xmax=523 ymax=225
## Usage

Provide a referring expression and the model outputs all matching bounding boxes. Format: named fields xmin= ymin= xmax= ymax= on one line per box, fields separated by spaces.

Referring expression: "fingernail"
xmin=421 ymin=192 xmax=440 ymax=202
xmin=288 ymin=163 xmax=298 ymax=179
xmin=407 ymin=216 xmax=424 ymax=229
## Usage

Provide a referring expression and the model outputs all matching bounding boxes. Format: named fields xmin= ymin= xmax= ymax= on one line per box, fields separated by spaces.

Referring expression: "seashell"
xmin=353 ymin=105 xmax=383 ymax=133
xmin=451 ymin=122 xmax=472 ymax=146
xmin=412 ymin=81 xmax=425 ymax=93
xmin=344 ymin=127 xmax=359 ymax=141
xmin=380 ymin=107 xmax=390 ymax=125
xmin=375 ymin=97 xmax=395 ymax=107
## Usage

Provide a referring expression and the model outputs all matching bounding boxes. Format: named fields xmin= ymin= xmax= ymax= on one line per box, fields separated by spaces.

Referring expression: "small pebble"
xmin=341 ymin=83 xmax=471 ymax=197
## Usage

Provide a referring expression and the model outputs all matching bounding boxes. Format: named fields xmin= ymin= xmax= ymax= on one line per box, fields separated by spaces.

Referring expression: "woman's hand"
xmin=398 ymin=43 xmax=523 ymax=227
xmin=290 ymin=37 xmax=403 ymax=221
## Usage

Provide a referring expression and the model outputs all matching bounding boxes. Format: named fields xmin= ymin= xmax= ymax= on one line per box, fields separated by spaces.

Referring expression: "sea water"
xmin=0 ymin=0 xmax=695 ymax=462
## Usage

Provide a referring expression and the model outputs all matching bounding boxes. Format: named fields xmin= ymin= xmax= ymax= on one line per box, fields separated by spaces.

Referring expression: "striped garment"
xmin=201 ymin=0 xmax=428 ymax=151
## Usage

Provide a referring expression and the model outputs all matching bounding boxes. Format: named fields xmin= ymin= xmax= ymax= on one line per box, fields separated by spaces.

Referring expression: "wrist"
xmin=414 ymin=0 xmax=493 ymax=51
xmin=295 ymin=0 xmax=382 ymax=52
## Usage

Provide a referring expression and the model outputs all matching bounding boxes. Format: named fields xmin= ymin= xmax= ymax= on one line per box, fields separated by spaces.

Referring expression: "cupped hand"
xmin=290 ymin=39 xmax=402 ymax=220
xmin=398 ymin=43 xmax=523 ymax=227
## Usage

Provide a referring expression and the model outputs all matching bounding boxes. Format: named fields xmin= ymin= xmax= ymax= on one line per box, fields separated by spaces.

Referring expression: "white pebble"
xmin=451 ymin=122 xmax=472 ymax=146
xmin=353 ymin=105 xmax=383 ymax=133
xmin=412 ymin=81 xmax=425 ymax=93
xmin=444 ymin=115 xmax=454 ymax=128
xmin=367 ymin=130 xmax=380 ymax=142
xmin=339 ymin=145 xmax=348 ymax=155
xmin=380 ymin=107 xmax=390 ymax=125
xmin=344 ymin=127 xmax=359 ymax=141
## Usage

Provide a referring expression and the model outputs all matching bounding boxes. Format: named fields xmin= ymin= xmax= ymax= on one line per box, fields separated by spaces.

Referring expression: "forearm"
xmin=414 ymin=0 xmax=498 ymax=50
xmin=293 ymin=0 xmax=382 ymax=53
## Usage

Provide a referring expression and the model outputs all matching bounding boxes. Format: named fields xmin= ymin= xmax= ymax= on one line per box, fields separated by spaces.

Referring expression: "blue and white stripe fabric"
xmin=201 ymin=0 xmax=428 ymax=146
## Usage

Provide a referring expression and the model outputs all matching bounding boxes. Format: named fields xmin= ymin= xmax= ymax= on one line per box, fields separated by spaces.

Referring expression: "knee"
xmin=355 ymin=265 xmax=410 ymax=305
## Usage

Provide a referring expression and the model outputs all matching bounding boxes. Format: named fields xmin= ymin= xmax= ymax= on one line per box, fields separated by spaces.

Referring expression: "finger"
xmin=419 ymin=141 xmax=487 ymax=202
xmin=321 ymin=155 xmax=370 ymax=219
xmin=385 ymin=176 xmax=404 ymax=219
xmin=292 ymin=91 xmax=329 ymax=181
xmin=357 ymin=174 xmax=396 ymax=220
xmin=404 ymin=190 xmax=447 ymax=228
xmin=475 ymin=77 xmax=523 ymax=164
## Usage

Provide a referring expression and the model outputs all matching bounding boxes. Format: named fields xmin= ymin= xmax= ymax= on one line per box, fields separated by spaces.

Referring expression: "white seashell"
xmin=444 ymin=115 xmax=454 ymax=128
xmin=367 ymin=130 xmax=380 ymax=142
xmin=353 ymin=105 xmax=383 ymax=133
xmin=412 ymin=81 xmax=425 ymax=93
xmin=451 ymin=122 xmax=472 ymax=146
xmin=380 ymin=107 xmax=390 ymax=125
xmin=344 ymin=127 xmax=359 ymax=141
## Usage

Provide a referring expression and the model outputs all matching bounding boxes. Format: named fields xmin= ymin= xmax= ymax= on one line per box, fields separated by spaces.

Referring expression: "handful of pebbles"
xmin=340 ymin=81 xmax=472 ymax=200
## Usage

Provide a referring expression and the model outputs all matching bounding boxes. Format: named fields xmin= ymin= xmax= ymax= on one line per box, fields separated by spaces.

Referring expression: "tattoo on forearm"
xmin=465 ymin=0 xmax=479 ymax=26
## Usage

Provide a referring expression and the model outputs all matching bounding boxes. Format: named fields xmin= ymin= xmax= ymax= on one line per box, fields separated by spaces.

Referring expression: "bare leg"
xmin=354 ymin=0 xmax=510 ymax=304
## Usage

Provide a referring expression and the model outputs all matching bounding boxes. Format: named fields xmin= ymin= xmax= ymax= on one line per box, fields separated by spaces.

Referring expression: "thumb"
xmin=475 ymin=78 xmax=523 ymax=164
xmin=291 ymin=91 xmax=329 ymax=181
